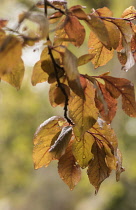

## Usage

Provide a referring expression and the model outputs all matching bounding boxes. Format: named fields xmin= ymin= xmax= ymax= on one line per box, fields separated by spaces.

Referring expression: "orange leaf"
xmin=95 ymin=82 xmax=117 ymax=123
xmin=87 ymin=141 xmax=111 ymax=193
xmin=58 ymin=140 xmax=81 ymax=190
xmin=64 ymin=15 xmax=85 ymax=47
xmin=88 ymin=31 xmax=114 ymax=68
xmin=100 ymin=75 xmax=136 ymax=117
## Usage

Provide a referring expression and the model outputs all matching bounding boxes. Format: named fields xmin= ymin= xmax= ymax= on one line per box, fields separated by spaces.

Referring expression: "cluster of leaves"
xmin=1 ymin=1 xmax=136 ymax=192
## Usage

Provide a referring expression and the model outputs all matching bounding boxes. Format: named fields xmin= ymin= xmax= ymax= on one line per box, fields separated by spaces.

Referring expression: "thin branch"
xmin=48 ymin=46 xmax=74 ymax=125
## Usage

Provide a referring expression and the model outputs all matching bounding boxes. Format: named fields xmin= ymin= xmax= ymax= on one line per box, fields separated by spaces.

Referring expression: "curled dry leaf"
xmin=58 ymin=140 xmax=81 ymax=190
xmin=49 ymin=126 xmax=72 ymax=159
xmin=121 ymin=6 xmax=136 ymax=19
xmin=33 ymin=116 xmax=65 ymax=169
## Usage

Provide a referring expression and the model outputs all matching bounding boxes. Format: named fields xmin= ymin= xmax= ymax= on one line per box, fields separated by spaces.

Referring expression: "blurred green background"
xmin=1 ymin=0 xmax=136 ymax=210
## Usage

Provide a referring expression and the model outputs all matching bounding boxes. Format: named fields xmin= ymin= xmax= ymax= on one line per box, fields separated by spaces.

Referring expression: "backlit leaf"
xmin=77 ymin=54 xmax=95 ymax=66
xmin=1 ymin=58 xmax=24 ymax=90
xmin=103 ymin=142 xmax=116 ymax=170
xmin=49 ymin=82 xmax=70 ymax=107
xmin=95 ymin=82 xmax=117 ymax=123
xmin=72 ymin=129 xmax=94 ymax=168
xmin=69 ymin=5 xmax=88 ymax=20
xmin=63 ymin=48 xmax=83 ymax=97
xmin=100 ymin=75 xmax=136 ymax=117
xmin=0 ymin=35 xmax=22 ymax=76
xmin=64 ymin=15 xmax=85 ymax=47
xmin=121 ymin=6 xmax=136 ymax=19
xmin=58 ymin=140 xmax=81 ymax=190
xmin=88 ymin=31 xmax=114 ymax=68
xmin=87 ymin=141 xmax=111 ymax=193
xmin=69 ymin=80 xmax=98 ymax=136
xmin=33 ymin=116 xmax=65 ymax=169
xmin=49 ymin=126 xmax=72 ymax=159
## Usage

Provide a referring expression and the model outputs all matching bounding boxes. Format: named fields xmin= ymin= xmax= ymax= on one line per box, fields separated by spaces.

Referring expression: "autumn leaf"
xmin=99 ymin=75 xmax=136 ymax=117
xmin=62 ymin=48 xmax=84 ymax=97
xmin=87 ymin=141 xmax=111 ymax=193
xmin=58 ymin=140 xmax=81 ymax=190
xmin=72 ymin=129 xmax=94 ymax=168
xmin=0 ymin=35 xmax=23 ymax=76
xmin=33 ymin=116 xmax=65 ymax=169
xmin=64 ymin=15 xmax=85 ymax=47
xmin=88 ymin=31 xmax=114 ymax=68
xmin=121 ymin=6 xmax=136 ymax=19
xmin=49 ymin=126 xmax=72 ymax=159
xmin=69 ymin=5 xmax=88 ymax=20
xmin=96 ymin=7 xmax=113 ymax=17
xmin=95 ymin=82 xmax=117 ymax=123
xmin=77 ymin=54 xmax=95 ymax=66
xmin=0 ymin=19 xmax=8 ymax=28
xmin=103 ymin=142 xmax=116 ymax=170
xmin=86 ymin=14 xmax=111 ymax=49
xmin=49 ymin=82 xmax=70 ymax=107
xmin=1 ymin=58 xmax=25 ymax=90
xmin=69 ymin=79 xmax=98 ymax=136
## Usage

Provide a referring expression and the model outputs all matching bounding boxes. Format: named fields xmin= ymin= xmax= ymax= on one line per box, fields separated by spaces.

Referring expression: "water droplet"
xmin=127 ymin=108 xmax=130 ymax=111
xmin=121 ymin=88 xmax=124 ymax=91
xmin=77 ymin=139 xmax=81 ymax=142
xmin=82 ymin=155 xmax=86 ymax=159
xmin=61 ymin=177 xmax=64 ymax=180
xmin=126 ymin=100 xmax=130 ymax=104
xmin=77 ymin=160 xmax=79 ymax=163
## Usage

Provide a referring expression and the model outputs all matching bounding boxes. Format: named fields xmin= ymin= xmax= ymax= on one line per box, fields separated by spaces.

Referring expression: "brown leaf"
xmin=86 ymin=14 xmax=111 ymax=49
xmin=0 ymin=35 xmax=22 ymax=76
xmin=49 ymin=12 xmax=63 ymax=24
xmin=95 ymin=82 xmax=117 ymax=123
xmin=49 ymin=126 xmax=72 ymax=159
xmin=96 ymin=7 xmax=113 ymax=17
xmin=69 ymin=5 xmax=88 ymax=20
xmin=103 ymin=142 xmax=116 ymax=170
xmin=72 ymin=129 xmax=94 ymax=168
xmin=100 ymin=75 xmax=136 ymax=117
xmin=58 ymin=140 xmax=81 ymax=190
xmin=64 ymin=15 xmax=85 ymax=47
xmin=62 ymin=48 xmax=83 ymax=97
xmin=87 ymin=141 xmax=111 ymax=193
xmin=33 ymin=116 xmax=65 ymax=169
xmin=1 ymin=58 xmax=25 ymax=90
xmin=0 ymin=19 xmax=8 ymax=28
xmin=49 ymin=82 xmax=70 ymax=107
xmin=69 ymin=79 xmax=98 ymax=136
xmin=88 ymin=31 xmax=114 ymax=68
xmin=77 ymin=54 xmax=95 ymax=66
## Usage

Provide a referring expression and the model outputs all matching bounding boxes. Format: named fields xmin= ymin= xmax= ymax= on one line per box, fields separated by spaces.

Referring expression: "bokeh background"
xmin=1 ymin=0 xmax=136 ymax=209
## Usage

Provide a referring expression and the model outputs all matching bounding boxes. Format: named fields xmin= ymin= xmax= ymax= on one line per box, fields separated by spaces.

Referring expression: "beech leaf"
xmin=100 ymin=75 xmax=136 ymax=117
xmin=77 ymin=54 xmax=95 ymax=66
xmin=88 ymin=31 xmax=114 ymax=68
xmin=72 ymin=129 xmax=94 ymax=168
xmin=49 ymin=126 xmax=72 ymax=159
xmin=69 ymin=79 xmax=98 ymax=136
xmin=63 ymin=48 xmax=83 ymax=97
xmin=87 ymin=142 xmax=111 ymax=193
xmin=33 ymin=116 xmax=65 ymax=169
xmin=58 ymin=141 xmax=81 ymax=190
xmin=115 ymin=148 xmax=125 ymax=181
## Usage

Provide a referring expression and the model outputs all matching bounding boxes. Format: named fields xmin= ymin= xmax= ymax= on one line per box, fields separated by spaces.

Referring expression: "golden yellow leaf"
xmin=33 ymin=116 xmax=65 ymax=169
xmin=69 ymin=80 xmax=98 ymax=136
xmin=77 ymin=54 xmax=95 ymax=66
xmin=72 ymin=129 xmax=94 ymax=168
xmin=58 ymin=140 xmax=81 ymax=190
xmin=0 ymin=35 xmax=22 ymax=76
xmin=88 ymin=31 xmax=114 ymax=68
xmin=1 ymin=58 xmax=24 ymax=90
